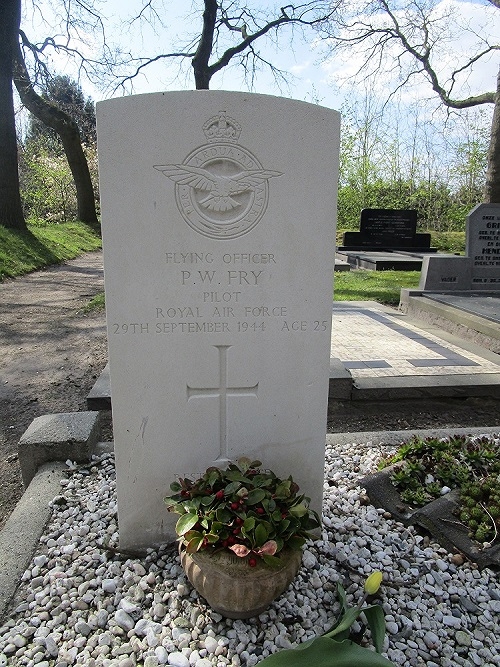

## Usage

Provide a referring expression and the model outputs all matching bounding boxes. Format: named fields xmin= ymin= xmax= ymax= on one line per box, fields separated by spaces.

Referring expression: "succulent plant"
xmin=380 ymin=435 xmax=500 ymax=547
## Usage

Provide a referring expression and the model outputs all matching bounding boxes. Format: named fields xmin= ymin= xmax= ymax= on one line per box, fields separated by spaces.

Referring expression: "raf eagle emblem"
xmin=154 ymin=164 xmax=281 ymax=213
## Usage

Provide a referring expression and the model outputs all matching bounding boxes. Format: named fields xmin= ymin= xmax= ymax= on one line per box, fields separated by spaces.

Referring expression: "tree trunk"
xmin=192 ymin=0 xmax=217 ymax=89
xmin=484 ymin=66 xmax=500 ymax=203
xmin=13 ymin=45 xmax=99 ymax=226
xmin=0 ymin=0 xmax=27 ymax=229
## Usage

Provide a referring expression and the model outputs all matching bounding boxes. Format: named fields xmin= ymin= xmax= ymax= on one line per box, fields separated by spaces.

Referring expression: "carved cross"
xmin=187 ymin=345 xmax=259 ymax=460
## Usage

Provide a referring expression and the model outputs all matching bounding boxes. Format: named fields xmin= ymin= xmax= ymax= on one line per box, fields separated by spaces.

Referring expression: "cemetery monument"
xmin=97 ymin=91 xmax=340 ymax=550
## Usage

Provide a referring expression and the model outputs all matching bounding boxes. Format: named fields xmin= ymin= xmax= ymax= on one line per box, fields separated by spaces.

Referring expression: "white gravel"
xmin=1 ymin=442 xmax=499 ymax=667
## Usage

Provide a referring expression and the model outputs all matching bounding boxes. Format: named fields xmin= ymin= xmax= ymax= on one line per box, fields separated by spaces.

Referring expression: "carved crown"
xmin=203 ymin=112 xmax=241 ymax=142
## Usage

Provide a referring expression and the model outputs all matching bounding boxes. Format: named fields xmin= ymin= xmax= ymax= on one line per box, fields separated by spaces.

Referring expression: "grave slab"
xmin=336 ymin=250 xmax=427 ymax=271
xmin=97 ymin=92 xmax=340 ymax=550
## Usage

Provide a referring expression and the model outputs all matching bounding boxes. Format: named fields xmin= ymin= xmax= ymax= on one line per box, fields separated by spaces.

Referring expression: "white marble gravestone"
xmin=97 ymin=91 xmax=340 ymax=550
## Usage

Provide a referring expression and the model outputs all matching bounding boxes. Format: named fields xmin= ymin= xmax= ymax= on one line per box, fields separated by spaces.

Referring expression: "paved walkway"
xmin=332 ymin=301 xmax=500 ymax=379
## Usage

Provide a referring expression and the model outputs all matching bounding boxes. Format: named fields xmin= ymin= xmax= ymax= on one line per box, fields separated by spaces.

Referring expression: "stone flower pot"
xmin=179 ymin=544 xmax=302 ymax=619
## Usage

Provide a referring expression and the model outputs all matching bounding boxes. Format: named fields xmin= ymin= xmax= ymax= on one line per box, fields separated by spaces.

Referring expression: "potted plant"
xmin=164 ymin=456 xmax=320 ymax=618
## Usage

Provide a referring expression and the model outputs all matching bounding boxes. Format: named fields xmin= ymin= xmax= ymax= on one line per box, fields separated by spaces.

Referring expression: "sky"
xmin=21 ymin=0 xmax=499 ymax=112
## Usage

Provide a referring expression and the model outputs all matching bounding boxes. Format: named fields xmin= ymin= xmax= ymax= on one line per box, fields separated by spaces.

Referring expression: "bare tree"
xmin=0 ymin=0 xmax=115 ymax=229
xmin=317 ymin=0 xmax=500 ymax=202
xmin=114 ymin=1 xmax=335 ymax=92
xmin=0 ymin=0 xmax=26 ymax=230
xmin=13 ymin=42 xmax=98 ymax=226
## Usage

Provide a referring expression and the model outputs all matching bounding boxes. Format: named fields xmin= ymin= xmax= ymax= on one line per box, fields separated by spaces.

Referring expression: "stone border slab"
xmin=0 ymin=462 xmax=67 ymax=621
xmin=18 ymin=412 xmax=101 ymax=487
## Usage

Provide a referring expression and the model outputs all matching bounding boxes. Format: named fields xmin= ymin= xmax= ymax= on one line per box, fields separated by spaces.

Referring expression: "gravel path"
xmin=0 ymin=440 xmax=499 ymax=667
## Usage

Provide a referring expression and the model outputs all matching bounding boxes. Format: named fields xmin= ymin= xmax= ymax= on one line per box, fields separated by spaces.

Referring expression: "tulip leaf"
xmin=257 ymin=637 xmax=395 ymax=667
xmin=362 ymin=605 xmax=386 ymax=653
xmin=324 ymin=608 xmax=360 ymax=639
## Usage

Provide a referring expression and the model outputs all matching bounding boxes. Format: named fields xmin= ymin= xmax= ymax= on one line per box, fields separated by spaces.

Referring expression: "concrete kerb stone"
xmin=18 ymin=412 xmax=101 ymax=487
xmin=0 ymin=461 xmax=67 ymax=621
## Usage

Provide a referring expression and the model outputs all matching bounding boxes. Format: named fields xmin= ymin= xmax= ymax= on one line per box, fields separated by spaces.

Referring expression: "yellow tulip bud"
xmin=364 ymin=571 xmax=383 ymax=595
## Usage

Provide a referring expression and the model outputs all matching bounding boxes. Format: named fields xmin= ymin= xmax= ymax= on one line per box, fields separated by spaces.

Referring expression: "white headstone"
xmin=97 ymin=91 xmax=340 ymax=550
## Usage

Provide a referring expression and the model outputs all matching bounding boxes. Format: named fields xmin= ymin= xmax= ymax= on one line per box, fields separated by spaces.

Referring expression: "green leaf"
xmin=170 ymin=481 xmax=182 ymax=492
xmin=289 ymin=503 xmax=308 ymax=517
xmin=225 ymin=471 xmax=250 ymax=483
xmin=216 ymin=508 xmax=232 ymax=523
xmin=200 ymin=494 xmax=215 ymax=506
xmin=183 ymin=529 xmax=203 ymax=543
xmin=237 ymin=457 xmax=252 ymax=472
xmin=246 ymin=489 xmax=266 ymax=505
xmin=286 ymin=535 xmax=305 ymax=550
xmin=253 ymin=475 xmax=271 ymax=487
xmin=324 ymin=608 xmax=361 ymax=639
xmin=275 ymin=481 xmax=292 ymax=499
xmin=261 ymin=554 xmax=283 ymax=568
xmin=243 ymin=517 xmax=256 ymax=532
xmin=185 ymin=535 xmax=203 ymax=553
xmin=337 ymin=583 xmax=348 ymax=615
xmin=278 ymin=519 xmax=290 ymax=533
xmin=205 ymin=533 xmax=219 ymax=544
xmin=224 ymin=481 xmax=241 ymax=496
xmin=255 ymin=522 xmax=269 ymax=546
xmin=256 ymin=637 xmax=395 ymax=667
xmin=362 ymin=605 xmax=386 ymax=653
xmin=272 ymin=509 xmax=282 ymax=522
xmin=262 ymin=498 xmax=276 ymax=513
xmin=176 ymin=513 xmax=199 ymax=536
xmin=207 ymin=470 xmax=220 ymax=487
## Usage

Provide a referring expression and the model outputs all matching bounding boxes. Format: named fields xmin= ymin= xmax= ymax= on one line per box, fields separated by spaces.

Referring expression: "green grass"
xmin=0 ymin=221 xmax=102 ymax=280
xmin=83 ymin=292 xmax=106 ymax=312
xmin=334 ymin=269 xmax=421 ymax=305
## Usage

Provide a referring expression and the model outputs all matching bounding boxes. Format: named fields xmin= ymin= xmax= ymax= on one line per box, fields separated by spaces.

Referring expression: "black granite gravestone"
xmin=339 ymin=209 xmax=434 ymax=251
